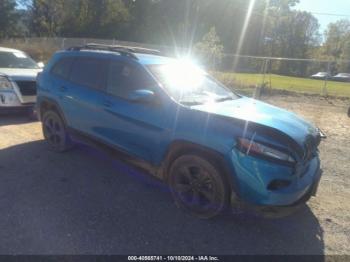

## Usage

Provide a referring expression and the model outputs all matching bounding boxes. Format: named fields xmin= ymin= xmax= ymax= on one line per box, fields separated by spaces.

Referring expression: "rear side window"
xmin=51 ymin=57 xmax=74 ymax=79
xmin=107 ymin=61 xmax=155 ymax=99
xmin=69 ymin=57 xmax=109 ymax=90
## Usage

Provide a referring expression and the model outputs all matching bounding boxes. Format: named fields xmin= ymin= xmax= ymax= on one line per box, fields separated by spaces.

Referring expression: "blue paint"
xmin=37 ymin=49 xmax=322 ymax=208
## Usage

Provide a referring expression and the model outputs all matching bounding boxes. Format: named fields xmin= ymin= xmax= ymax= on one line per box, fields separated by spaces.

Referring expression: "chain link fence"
xmin=204 ymin=54 xmax=350 ymax=98
xmin=1 ymin=37 xmax=350 ymax=98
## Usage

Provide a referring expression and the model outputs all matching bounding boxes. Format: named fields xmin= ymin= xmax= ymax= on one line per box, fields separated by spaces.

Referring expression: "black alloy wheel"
xmin=168 ymin=154 xmax=229 ymax=219
xmin=42 ymin=110 xmax=72 ymax=152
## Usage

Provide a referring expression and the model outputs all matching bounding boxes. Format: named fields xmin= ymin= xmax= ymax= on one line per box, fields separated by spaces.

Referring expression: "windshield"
xmin=0 ymin=51 xmax=39 ymax=69
xmin=148 ymin=62 xmax=238 ymax=105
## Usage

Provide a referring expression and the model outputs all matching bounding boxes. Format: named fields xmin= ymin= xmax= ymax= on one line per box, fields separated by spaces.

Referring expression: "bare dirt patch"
xmin=263 ymin=94 xmax=350 ymax=254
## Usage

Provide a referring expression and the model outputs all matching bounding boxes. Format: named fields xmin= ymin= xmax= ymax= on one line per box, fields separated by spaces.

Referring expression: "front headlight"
xmin=0 ymin=76 xmax=13 ymax=90
xmin=237 ymin=137 xmax=295 ymax=165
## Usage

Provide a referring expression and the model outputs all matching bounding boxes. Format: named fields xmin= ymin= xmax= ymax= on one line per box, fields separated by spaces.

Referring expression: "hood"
xmin=191 ymin=97 xmax=318 ymax=146
xmin=0 ymin=68 xmax=42 ymax=81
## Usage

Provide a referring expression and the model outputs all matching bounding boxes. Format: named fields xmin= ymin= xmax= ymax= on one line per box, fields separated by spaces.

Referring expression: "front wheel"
xmin=42 ymin=110 xmax=72 ymax=152
xmin=168 ymin=154 xmax=229 ymax=219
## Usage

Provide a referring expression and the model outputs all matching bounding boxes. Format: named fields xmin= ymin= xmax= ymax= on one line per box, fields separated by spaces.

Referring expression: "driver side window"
xmin=107 ymin=61 xmax=155 ymax=99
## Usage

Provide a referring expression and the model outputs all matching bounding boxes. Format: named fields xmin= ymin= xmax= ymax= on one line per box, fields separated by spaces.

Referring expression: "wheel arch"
xmin=161 ymin=140 xmax=239 ymax=195
xmin=38 ymin=97 xmax=67 ymax=125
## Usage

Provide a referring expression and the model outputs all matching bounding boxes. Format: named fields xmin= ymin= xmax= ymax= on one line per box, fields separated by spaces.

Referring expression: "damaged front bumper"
xmin=231 ymin=168 xmax=323 ymax=218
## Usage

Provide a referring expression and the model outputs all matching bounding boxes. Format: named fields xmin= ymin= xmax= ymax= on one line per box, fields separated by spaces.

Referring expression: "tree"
xmin=13 ymin=0 xmax=323 ymax=74
xmin=194 ymin=27 xmax=224 ymax=69
xmin=0 ymin=0 xmax=20 ymax=38
xmin=262 ymin=1 xmax=321 ymax=76
xmin=61 ymin=0 xmax=130 ymax=38
xmin=324 ymin=20 xmax=350 ymax=59
xmin=322 ymin=20 xmax=350 ymax=72
xmin=28 ymin=0 xmax=66 ymax=36
xmin=125 ymin=0 xmax=205 ymax=46
xmin=25 ymin=0 xmax=130 ymax=38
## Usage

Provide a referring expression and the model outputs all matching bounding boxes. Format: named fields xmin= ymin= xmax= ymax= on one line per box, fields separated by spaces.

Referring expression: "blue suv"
xmin=37 ymin=44 xmax=323 ymax=218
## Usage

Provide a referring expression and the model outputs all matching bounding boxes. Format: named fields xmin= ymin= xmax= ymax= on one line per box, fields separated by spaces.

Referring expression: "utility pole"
xmin=322 ymin=61 xmax=331 ymax=96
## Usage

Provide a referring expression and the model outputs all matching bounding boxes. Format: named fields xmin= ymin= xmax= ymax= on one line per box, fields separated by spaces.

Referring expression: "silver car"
xmin=0 ymin=47 xmax=43 ymax=113
xmin=332 ymin=73 xmax=350 ymax=82
xmin=310 ymin=72 xmax=331 ymax=80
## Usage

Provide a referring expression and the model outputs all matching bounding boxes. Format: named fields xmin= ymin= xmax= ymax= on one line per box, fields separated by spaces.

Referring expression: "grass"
xmin=214 ymin=72 xmax=350 ymax=98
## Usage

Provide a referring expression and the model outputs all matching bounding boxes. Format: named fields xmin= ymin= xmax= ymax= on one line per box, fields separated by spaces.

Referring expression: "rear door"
xmin=54 ymin=56 xmax=110 ymax=135
xmin=50 ymin=56 xmax=77 ymax=127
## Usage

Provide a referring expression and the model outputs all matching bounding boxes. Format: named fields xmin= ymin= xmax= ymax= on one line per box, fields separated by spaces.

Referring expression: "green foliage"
xmin=320 ymin=20 xmax=350 ymax=73
xmin=194 ymin=27 xmax=224 ymax=69
xmin=263 ymin=4 xmax=321 ymax=76
xmin=61 ymin=0 xmax=130 ymax=38
xmin=324 ymin=20 xmax=350 ymax=59
xmin=26 ymin=0 xmax=130 ymax=38
xmin=3 ymin=0 xmax=350 ymax=78
xmin=0 ymin=0 xmax=20 ymax=38
xmin=29 ymin=0 xmax=66 ymax=36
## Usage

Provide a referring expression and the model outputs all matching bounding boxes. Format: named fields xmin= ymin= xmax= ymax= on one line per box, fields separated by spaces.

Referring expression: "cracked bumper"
xmin=231 ymin=167 xmax=323 ymax=218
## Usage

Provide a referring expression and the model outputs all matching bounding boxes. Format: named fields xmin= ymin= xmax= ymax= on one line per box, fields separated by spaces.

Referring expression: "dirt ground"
xmin=0 ymin=94 xmax=349 ymax=255
xmin=263 ymin=94 xmax=350 ymax=255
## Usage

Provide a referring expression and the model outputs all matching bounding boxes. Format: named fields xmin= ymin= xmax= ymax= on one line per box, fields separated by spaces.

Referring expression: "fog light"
xmin=0 ymin=92 xmax=21 ymax=106
xmin=267 ymin=180 xmax=291 ymax=191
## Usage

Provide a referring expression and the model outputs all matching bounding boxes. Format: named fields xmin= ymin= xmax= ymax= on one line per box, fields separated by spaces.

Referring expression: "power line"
xmin=309 ymin=12 xmax=350 ymax=18
xmin=220 ymin=53 xmax=350 ymax=63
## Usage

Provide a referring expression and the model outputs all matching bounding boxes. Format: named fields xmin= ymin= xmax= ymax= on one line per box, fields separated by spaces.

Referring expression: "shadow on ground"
xmin=0 ymin=140 xmax=325 ymax=256
xmin=0 ymin=114 xmax=37 ymax=127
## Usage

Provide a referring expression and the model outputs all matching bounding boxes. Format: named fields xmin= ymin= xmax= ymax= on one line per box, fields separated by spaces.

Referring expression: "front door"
xmin=99 ymin=59 xmax=168 ymax=164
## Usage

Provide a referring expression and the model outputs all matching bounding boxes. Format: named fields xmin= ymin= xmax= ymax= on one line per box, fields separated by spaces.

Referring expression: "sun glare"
xmin=232 ymin=0 xmax=257 ymax=71
xmin=158 ymin=59 xmax=205 ymax=92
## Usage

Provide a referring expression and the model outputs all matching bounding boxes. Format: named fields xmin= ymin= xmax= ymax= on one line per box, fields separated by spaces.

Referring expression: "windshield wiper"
xmin=215 ymin=96 xmax=234 ymax=102
xmin=179 ymin=100 xmax=204 ymax=106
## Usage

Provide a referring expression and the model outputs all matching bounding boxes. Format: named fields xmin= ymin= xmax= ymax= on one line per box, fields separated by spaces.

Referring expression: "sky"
xmin=295 ymin=0 xmax=350 ymax=33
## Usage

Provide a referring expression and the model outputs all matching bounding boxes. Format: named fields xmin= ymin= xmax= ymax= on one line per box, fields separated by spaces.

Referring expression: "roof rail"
xmin=67 ymin=43 xmax=161 ymax=59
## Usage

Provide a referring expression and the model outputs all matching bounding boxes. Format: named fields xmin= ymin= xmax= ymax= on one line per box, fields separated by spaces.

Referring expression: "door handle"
xmin=59 ymin=86 xmax=67 ymax=92
xmin=102 ymin=100 xmax=113 ymax=107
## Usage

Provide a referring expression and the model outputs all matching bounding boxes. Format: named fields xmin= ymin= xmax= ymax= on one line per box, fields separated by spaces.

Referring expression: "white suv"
xmin=0 ymin=47 xmax=43 ymax=113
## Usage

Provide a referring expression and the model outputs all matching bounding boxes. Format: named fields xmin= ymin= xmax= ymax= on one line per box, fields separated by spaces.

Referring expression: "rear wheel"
xmin=168 ymin=154 xmax=229 ymax=219
xmin=42 ymin=110 xmax=72 ymax=152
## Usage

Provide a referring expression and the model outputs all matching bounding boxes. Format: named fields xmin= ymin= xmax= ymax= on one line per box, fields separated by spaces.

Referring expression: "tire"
xmin=168 ymin=154 xmax=229 ymax=219
xmin=42 ymin=110 xmax=72 ymax=152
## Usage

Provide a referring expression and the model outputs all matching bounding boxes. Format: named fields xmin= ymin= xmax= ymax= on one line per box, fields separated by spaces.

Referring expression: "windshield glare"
xmin=0 ymin=51 xmax=39 ymax=69
xmin=148 ymin=62 xmax=238 ymax=105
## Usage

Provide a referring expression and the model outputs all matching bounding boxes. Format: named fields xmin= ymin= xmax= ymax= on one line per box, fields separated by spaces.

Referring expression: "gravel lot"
xmin=0 ymin=94 xmax=349 ymax=255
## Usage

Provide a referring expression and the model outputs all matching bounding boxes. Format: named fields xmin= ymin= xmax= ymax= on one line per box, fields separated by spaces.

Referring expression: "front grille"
xmin=304 ymin=135 xmax=317 ymax=161
xmin=315 ymin=130 xmax=321 ymax=146
xmin=16 ymin=81 xmax=37 ymax=96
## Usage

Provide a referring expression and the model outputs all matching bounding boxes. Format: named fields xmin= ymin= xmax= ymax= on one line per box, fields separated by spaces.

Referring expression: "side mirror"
xmin=128 ymin=89 xmax=155 ymax=103
xmin=37 ymin=62 xmax=45 ymax=68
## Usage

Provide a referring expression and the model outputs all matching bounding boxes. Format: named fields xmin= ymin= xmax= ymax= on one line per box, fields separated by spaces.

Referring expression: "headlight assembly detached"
xmin=0 ymin=76 xmax=13 ymax=90
xmin=237 ymin=137 xmax=295 ymax=165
